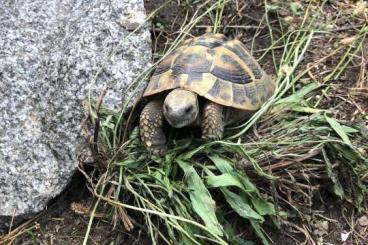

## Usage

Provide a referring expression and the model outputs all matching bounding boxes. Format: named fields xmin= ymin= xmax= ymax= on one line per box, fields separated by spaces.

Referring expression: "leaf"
xmin=101 ymin=115 xmax=115 ymax=129
xmin=325 ymin=114 xmax=352 ymax=146
xmin=233 ymin=147 xmax=276 ymax=180
xmin=222 ymin=188 xmax=264 ymax=222
xmin=250 ymin=220 xmax=270 ymax=245
xmin=290 ymin=2 xmax=302 ymax=16
xmin=207 ymin=155 xmax=277 ymax=216
xmin=340 ymin=125 xmax=359 ymax=134
xmin=180 ymin=143 xmax=209 ymax=159
xmin=209 ymin=151 xmax=275 ymax=180
xmin=208 ymin=155 xmax=261 ymax=193
xmin=275 ymin=82 xmax=319 ymax=105
xmin=114 ymin=159 xmax=141 ymax=168
xmin=251 ymin=197 xmax=276 ymax=216
xmin=218 ymin=211 xmax=255 ymax=245
xmin=162 ymin=176 xmax=174 ymax=198
xmin=322 ymin=148 xmax=344 ymax=199
xmin=177 ymin=159 xmax=223 ymax=236
xmin=204 ymin=167 xmax=273 ymax=223
xmin=265 ymin=4 xmax=279 ymax=12
xmin=237 ymin=173 xmax=259 ymax=193
xmin=206 ymin=173 xmax=247 ymax=190
xmin=208 ymin=154 xmax=234 ymax=174
xmin=288 ymin=105 xmax=326 ymax=114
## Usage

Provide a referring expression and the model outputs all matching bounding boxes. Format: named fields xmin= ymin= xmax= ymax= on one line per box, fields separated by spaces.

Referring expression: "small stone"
xmin=353 ymin=1 xmax=367 ymax=17
xmin=312 ymin=219 xmax=329 ymax=237
xmin=358 ymin=215 xmax=368 ymax=226
xmin=340 ymin=36 xmax=357 ymax=45
xmin=283 ymin=16 xmax=294 ymax=25
xmin=341 ymin=231 xmax=351 ymax=242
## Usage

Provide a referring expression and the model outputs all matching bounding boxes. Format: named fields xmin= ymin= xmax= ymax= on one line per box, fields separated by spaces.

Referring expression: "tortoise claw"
xmin=201 ymin=134 xmax=221 ymax=141
xmin=150 ymin=144 xmax=168 ymax=157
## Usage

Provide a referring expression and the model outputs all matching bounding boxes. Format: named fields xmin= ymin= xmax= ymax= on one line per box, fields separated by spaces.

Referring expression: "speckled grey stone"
xmin=0 ymin=0 xmax=151 ymax=220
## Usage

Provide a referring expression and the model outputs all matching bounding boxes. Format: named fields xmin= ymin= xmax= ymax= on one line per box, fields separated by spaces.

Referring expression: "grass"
xmin=1 ymin=1 xmax=367 ymax=244
xmin=80 ymin=1 xmax=368 ymax=244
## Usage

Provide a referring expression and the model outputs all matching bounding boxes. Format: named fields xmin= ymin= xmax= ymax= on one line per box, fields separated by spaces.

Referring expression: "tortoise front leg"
xmin=201 ymin=101 xmax=224 ymax=140
xmin=140 ymin=100 xmax=167 ymax=156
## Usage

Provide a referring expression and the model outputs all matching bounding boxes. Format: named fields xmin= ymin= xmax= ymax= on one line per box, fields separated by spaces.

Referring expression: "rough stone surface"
xmin=0 ymin=0 xmax=151 ymax=221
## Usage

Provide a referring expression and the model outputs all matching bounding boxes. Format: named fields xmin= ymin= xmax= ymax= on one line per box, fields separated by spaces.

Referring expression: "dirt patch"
xmin=9 ymin=172 xmax=149 ymax=245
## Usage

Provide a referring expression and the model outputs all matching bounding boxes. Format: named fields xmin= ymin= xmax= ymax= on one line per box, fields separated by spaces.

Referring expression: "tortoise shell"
xmin=143 ymin=33 xmax=275 ymax=111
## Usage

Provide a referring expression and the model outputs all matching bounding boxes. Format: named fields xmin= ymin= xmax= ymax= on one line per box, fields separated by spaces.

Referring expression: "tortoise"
xmin=139 ymin=32 xmax=275 ymax=155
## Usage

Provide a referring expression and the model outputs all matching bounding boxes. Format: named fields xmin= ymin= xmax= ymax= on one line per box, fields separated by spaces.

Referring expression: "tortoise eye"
xmin=184 ymin=105 xmax=193 ymax=113
xmin=164 ymin=104 xmax=170 ymax=112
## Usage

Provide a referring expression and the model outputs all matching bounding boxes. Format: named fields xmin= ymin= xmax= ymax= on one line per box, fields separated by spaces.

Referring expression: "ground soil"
xmin=6 ymin=1 xmax=368 ymax=244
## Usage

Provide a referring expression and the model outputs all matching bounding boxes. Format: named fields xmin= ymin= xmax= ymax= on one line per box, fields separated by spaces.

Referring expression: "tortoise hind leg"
xmin=140 ymin=100 xmax=167 ymax=156
xmin=201 ymin=101 xmax=224 ymax=140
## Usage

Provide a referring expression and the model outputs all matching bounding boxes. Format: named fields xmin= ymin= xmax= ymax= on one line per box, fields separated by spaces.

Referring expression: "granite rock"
xmin=0 ymin=0 xmax=151 ymax=222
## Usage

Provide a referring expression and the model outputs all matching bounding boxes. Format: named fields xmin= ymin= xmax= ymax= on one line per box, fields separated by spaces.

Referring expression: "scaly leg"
xmin=140 ymin=100 xmax=167 ymax=156
xmin=201 ymin=101 xmax=224 ymax=140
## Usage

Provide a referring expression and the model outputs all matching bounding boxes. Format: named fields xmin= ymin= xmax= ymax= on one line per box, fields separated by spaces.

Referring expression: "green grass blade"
xmin=177 ymin=159 xmax=224 ymax=237
xmin=206 ymin=173 xmax=249 ymax=190
xmin=221 ymin=188 xmax=264 ymax=222
xmin=275 ymin=82 xmax=319 ymax=105
xmin=324 ymin=114 xmax=352 ymax=146
xmin=207 ymin=154 xmax=234 ymax=174
xmin=207 ymin=155 xmax=276 ymax=216
xmin=250 ymin=197 xmax=276 ymax=216
xmin=322 ymin=148 xmax=344 ymax=199
xmin=250 ymin=220 xmax=270 ymax=245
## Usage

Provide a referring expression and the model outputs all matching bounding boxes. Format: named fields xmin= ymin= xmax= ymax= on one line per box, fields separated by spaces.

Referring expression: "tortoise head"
xmin=163 ymin=88 xmax=199 ymax=128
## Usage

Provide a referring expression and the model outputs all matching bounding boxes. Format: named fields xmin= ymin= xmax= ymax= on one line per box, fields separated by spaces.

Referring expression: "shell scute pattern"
xmin=207 ymin=79 xmax=232 ymax=102
xmin=224 ymin=40 xmax=263 ymax=79
xmin=172 ymin=46 xmax=212 ymax=76
xmin=153 ymin=44 xmax=190 ymax=76
xmin=153 ymin=52 xmax=176 ymax=75
xmin=211 ymin=50 xmax=253 ymax=84
xmin=143 ymin=33 xmax=275 ymax=111
xmin=244 ymin=84 xmax=258 ymax=106
xmin=232 ymin=83 xmax=247 ymax=105
xmin=190 ymin=33 xmax=228 ymax=49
